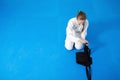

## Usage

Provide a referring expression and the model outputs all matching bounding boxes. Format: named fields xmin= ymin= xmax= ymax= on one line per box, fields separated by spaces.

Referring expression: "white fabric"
xmin=65 ymin=17 xmax=89 ymax=50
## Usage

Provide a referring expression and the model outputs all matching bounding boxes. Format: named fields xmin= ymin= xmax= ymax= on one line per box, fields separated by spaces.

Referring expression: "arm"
xmin=66 ymin=19 xmax=80 ymax=42
xmin=81 ymin=20 xmax=89 ymax=39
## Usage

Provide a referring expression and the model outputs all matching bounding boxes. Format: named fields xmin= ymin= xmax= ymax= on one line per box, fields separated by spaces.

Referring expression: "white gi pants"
xmin=65 ymin=32 xmax=86 ymax=50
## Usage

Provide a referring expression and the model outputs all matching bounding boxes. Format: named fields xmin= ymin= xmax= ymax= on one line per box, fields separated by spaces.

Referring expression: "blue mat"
xmin=0 ymin=0 xmax=120 ymax=80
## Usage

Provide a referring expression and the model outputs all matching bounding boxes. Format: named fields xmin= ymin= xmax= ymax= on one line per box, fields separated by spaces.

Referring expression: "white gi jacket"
xmin=66 ymin=17 xmax=89 ymax=42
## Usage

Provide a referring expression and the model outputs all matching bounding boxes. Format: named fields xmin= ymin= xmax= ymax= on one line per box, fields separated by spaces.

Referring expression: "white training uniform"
xmin=65 ymin=17 xmax=89 ymax=50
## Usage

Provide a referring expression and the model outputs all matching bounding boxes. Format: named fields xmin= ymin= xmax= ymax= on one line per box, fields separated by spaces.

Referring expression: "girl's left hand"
xmin=80 ymin=39 xmax=89 ymax=44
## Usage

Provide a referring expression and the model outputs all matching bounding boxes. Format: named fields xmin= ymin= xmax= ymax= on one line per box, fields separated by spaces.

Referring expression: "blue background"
xmin=0 ymin=0 xmax=120 ymax=80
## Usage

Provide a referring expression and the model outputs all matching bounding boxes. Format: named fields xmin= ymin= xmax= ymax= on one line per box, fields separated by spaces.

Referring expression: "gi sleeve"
xmin=66 ymin=19 xmax=80 ymax=42
xmin=81 ymin=19 xmax=89 ymax=39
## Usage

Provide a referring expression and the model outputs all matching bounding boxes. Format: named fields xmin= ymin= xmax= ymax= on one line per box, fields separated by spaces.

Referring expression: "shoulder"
xmin=85 ymin=19 xmax=89 ymax=23
xmin=68 ymin=17 xmax=77 ymax=23
xmin=84 ymin=19 xmax=89 ymax=26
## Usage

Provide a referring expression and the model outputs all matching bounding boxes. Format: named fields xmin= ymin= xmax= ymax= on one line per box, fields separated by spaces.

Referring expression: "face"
xmin=77 ymin=16 xmax=85 ymax=25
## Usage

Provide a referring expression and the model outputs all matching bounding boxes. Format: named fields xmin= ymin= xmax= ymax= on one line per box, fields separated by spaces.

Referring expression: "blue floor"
xmin=0 ymin=0 xmax=120 ymax=80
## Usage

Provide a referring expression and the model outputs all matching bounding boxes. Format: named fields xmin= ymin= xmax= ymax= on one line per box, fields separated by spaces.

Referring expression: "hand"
xmin=79 ymin=39 xmax=89 ymax=44
xmin=83 ymin=40 xmax=89 ymax=45
xmin=83 ymin=39 xmax=89 ymax=46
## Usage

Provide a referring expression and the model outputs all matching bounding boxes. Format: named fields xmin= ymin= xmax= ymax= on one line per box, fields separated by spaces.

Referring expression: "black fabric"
xmin=76 ymin=45 xmax=92 ymax=80
xmin=86 ymin=66 xmax=91 ymax=80
xmin=76 ymin=52 xmax=92 ymax=66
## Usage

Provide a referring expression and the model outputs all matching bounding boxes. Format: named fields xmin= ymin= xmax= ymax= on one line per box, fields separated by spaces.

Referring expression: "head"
xmin=77 ymin=11 xmax=86 ymax=25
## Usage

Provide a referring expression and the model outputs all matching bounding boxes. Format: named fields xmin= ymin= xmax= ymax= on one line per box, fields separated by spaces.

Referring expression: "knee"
xmin=65 ymin=38 xmax=74 ymax=50
xmin=65 ymin=44 xmax=73 ymax=50
xmin=75 ymin=44 xmax=83 ymax=50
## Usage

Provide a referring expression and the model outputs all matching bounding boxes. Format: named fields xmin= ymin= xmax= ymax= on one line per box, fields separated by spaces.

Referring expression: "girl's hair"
xmin=77 ymin=11 xmax=86 ymax=20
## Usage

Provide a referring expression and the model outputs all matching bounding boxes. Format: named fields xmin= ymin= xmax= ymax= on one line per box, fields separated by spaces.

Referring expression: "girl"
xmin=65 ymin=11 xmax=89 ymax=50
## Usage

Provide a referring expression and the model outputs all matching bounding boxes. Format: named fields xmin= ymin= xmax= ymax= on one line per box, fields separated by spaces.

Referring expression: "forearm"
xmin=81 ymin=30 xmax=87 ymax=40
